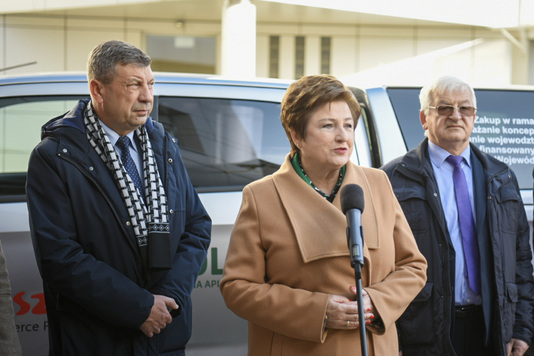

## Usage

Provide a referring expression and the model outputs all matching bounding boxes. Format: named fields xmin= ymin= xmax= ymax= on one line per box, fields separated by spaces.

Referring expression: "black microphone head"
xmin=340 ymin=184 xmax=365 ymax=214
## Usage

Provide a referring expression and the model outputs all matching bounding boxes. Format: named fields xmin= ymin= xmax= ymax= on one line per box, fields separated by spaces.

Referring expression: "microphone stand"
xmin=352 ymin=260 xmax=368 ymax=356
xmin=341 ymin=185 xmax=367 ymax=356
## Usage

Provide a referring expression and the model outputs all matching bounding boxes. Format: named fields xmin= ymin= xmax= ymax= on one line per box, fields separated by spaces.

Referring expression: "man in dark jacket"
xmin=26 ymin=40 xmax=211 ymax=355
xmin=382 ymin=76 xmax=534 ymax=356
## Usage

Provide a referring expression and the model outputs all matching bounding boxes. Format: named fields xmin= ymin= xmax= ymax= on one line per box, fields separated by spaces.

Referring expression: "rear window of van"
xmin=387 ymin=88 xmax=534 ymax=189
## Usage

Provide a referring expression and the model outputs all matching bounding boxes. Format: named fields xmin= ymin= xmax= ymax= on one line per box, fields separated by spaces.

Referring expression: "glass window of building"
xmin=147 ymin=35 xmax=216 ymax=74
xmin=269 ymin=36 xmax=280 ymax=78
xmin=295 ymin=36 xmax=305 ymax=79
xmin=321 ymin=37 xmax=331 ymax=74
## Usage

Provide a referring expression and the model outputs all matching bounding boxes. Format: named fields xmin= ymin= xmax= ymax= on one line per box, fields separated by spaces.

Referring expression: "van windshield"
xmin=387 ymin=88 xmax=534 ymax=189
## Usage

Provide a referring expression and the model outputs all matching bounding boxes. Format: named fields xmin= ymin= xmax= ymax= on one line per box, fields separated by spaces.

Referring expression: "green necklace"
xmin=291 ymin=153 xmax=345 ymax=203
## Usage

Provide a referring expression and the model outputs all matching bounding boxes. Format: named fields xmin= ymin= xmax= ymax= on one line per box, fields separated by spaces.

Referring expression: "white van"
xmin=0 ymin=73 xmax=532 ymax=355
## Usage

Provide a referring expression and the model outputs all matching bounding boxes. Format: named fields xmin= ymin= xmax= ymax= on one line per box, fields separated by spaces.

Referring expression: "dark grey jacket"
xmin=381 ymin=138 xmax=534 ymax=356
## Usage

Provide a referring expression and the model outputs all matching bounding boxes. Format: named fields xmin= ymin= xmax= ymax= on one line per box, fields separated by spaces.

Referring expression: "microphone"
xmin=340 ymin=184 xmax=365 ymax=268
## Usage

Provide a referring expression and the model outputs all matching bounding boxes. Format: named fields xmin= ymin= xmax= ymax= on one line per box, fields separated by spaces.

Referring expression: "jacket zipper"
xmin=56 ymin=151 xmax=142 ymax=260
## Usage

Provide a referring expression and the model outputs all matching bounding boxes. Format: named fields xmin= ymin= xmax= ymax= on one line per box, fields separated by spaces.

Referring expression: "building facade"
xmin=1 ymin=0 xmax=534 ymax=87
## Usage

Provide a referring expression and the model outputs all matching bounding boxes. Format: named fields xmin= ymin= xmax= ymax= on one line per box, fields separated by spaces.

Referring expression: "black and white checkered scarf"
xmin=84 ymin=103 xmax=170 ymax=268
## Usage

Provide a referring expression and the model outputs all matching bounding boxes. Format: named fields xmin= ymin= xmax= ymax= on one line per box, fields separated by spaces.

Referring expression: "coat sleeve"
xmin=27 ymin=141 xmax=154 ymax=330
xmin=364 ymin=171 xmax=428 ymax=334
xmin=220 ymin=184 xmax=330 ymax=343
xmin=510 ymin=172 xmax=534 ymax=345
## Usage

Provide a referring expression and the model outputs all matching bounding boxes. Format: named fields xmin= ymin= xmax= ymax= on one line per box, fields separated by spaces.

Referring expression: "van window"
xmin=0 ymin=95 xmax=289 ymax=196
xmin=385 ymin=88 xmax=421 ymax=150
xmin=387 ymin=88 xmax=534 ymax=189
xmin=0 ymin=97 xmax=81 ymax=173
xmin=474 ymin=89 xmax=534 ymax=189
xmin=0 ymin=97 xmax=82 ymax=196
xmin=157 ymin=96 xmax=288 ymax=191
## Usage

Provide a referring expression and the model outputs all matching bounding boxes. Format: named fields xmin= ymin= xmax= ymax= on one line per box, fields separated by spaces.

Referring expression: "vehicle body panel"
xmin=0 ymin=73 xmax=532 ymax=355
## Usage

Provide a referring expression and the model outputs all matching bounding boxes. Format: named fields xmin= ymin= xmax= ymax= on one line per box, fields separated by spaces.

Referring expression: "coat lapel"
xmin=272 ymin=156 xmax=379 ymax=264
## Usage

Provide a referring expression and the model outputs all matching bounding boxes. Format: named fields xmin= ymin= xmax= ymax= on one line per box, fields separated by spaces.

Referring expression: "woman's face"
xmin=292 ymin=100 xmax=355 ymax=174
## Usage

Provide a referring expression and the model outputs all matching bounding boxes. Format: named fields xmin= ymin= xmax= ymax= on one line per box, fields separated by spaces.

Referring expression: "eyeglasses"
xmin=428 ymin=105 xmax=476 ymax=117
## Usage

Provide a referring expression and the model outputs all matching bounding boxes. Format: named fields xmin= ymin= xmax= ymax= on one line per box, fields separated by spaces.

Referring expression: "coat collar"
xmin=397 ymin=138 xmax=511 ymax=185
xmin=272 ymin=155 xmax=379 ymax=263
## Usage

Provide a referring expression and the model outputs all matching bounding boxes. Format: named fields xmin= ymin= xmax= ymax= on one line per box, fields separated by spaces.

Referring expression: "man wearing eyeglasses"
xmin=381 ymin=76 xmax=534 ymax=356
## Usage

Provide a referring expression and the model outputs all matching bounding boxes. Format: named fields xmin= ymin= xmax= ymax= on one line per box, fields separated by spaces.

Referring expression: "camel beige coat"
xmin=220 ymin=156 xmax=427 ymax=356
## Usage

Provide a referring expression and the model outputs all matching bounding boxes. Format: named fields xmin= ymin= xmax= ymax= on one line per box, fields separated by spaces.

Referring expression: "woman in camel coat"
xmin=220 ymin=75 xmax=427 ymax=355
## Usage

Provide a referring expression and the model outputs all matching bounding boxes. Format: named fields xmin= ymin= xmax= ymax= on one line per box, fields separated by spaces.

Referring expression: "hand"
xmin=140 ymin=294 xmax=179 ymax=337
xmin=507 ymin=339 xmax=529 ymax=356
xmin=324 ymin=288 xmax=375 ymax=330
xmin=349 ymin=286 xmax=377 ymax=316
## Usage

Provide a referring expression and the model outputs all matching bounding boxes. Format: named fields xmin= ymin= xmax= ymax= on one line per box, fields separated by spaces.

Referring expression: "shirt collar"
xmin=99 ymin=119 xmax=138 ymax=152
xmin=428 ymin=140 xmax=471 ymax=168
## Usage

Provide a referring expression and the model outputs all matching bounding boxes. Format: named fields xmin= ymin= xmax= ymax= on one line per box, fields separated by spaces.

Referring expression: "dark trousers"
xmin=452 ymin=305 xmax=496 ymax=356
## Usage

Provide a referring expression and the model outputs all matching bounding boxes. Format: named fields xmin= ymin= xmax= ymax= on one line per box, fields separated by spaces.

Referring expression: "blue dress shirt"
xmin=428 ymin=141 xmax=481 ymax=306
xmin=99 ymin=120 xmax=143 ymax=177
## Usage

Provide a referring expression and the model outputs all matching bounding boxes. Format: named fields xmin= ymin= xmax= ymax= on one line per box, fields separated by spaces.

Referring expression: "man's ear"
xmin=420 ymin=110 xmax=428 ymax=130
xmin=89 ymin=79 xmax=104 ymax=104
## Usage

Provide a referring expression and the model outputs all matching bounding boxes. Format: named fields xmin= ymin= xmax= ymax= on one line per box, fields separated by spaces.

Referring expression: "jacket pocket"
xmin=494 ymin=187 xmax=521 ymax=233
xmin=502 ymin=231 xmax=518 ymax=281
xmin=158 ymin=298 xmax=192 ymax=352
xmin=397 ymin=282 xmax=436 ymax=345
xmin=394 ymin=186 xmax=428 ymax=233
xmin=502 ymin=282 xmax=518 ymax=342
